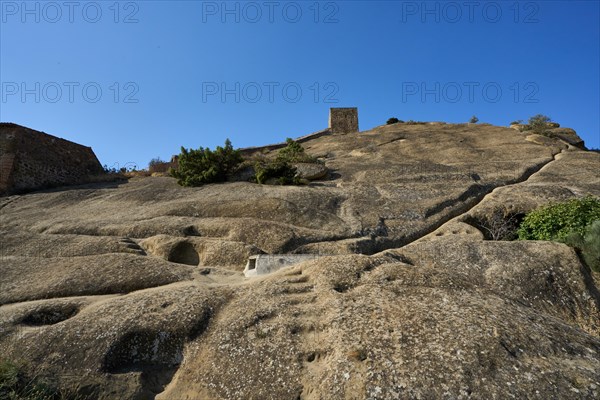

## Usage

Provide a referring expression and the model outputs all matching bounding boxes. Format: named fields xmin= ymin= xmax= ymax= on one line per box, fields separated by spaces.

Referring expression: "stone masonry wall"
xmin=0 ymin=123 xmax=104 ymax=195
xmin=0 ymin=132 xmax=17 ymax=194
xmin=238 ymin=128 xmax=331 ymax=156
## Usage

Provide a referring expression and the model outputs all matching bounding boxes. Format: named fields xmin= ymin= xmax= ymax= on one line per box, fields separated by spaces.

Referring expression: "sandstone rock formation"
xmin=0 ymin=122 xmax=598 ymax=399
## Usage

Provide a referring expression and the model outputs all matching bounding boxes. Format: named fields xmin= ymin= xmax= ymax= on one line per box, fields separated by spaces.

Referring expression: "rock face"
xmin=0 ymin=123 xmax=104 ymax=195
xmin=546 ymin=127 xmax=586 ymax=148
xmin=508 ymin=123 xmax=586 ymax=149
xmin=0 ymin=122 xmax=599 ymax=399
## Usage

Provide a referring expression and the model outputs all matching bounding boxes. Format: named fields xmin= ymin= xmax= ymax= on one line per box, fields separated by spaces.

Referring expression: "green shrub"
xmin=252 ymin=139 xmax=312 ymax=185
xmin=469 ymin=116 xmax=479 ymax=124
xmin=581 ymin=221 xmax=600 ymax=272
xmin=510 ymin=120 xmax=523 ymax=125
xmin=0 ymin=358 xmax=73 ymax=399
xmin=562 ymin=221 xmax=600 ymax=272
xmin=254 ymin=159 xmax=299 ymax=185
xmin=526 ymin=114 xmax=552 ymax=134
xmin=276 ymin=138 xmax=315 ymax=164
xmin=148 ymin=157 xmax=163 ymax=168
xmin=170 ymin=139 xmax=242 ymax=187
xmin=386 ymin=117 xmax=399 ymax=125
xmin=0 ymin=359 xmax=19 ymax=391
xmin=517 ymin=196 xmax=600 ymax=241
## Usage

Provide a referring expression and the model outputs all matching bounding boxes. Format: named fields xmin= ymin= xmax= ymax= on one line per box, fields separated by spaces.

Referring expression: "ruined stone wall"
xmin=238 ymin=128 xmax=331 ymax=157
xmin=0 ymin=123 xmax=104 ymax=195
xmin=0 ymin=132 xmax=17 ymax=194
xmin=329 ymin=108 xmax=359 ymax=133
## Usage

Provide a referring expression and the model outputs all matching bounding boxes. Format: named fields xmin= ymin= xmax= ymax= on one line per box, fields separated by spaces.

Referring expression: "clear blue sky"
xmin=1 ymin=1 xmax=599 ymax=169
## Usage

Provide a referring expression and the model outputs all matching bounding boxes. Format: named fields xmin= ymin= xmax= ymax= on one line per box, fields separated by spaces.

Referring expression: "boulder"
xmin=293 ymin=162 xmax=328 ymax=180
xmin=510 ymin=123 xmax=528 ymax=132
xmin=546 ymin=127 xmax=586 ymax=149
xmin=525 ymin=133 xmax=568 ymax=149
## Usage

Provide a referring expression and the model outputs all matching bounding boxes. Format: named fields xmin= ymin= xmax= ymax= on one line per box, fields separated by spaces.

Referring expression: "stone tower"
xmin=329 ymin=107 xmax=359 ymax=134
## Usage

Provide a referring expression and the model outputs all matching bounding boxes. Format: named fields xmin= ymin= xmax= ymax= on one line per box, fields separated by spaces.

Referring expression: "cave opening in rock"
xmin=168 ymin=241 xmax=200 ymax=266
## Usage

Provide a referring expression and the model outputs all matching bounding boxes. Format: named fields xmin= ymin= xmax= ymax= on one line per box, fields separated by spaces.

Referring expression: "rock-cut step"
xmin=118 ymin=237 xmax=146 ymax=256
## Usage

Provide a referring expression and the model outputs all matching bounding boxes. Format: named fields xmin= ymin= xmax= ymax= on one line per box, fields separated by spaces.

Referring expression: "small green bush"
xmin=148 ymin=157 xmax=170 ymax=173
xmin=252 ymin=139 xmax=312 ymax=185
xmin=254 ymin=159 xmax=299 ymax=185
xmin=517 ymin=196 xmax=600 ymax=241
xmin=510 ymin=120 xmax=523 ymax=125
xmin=0 ymin=359 xmax=19 ymax=391
xmin=563 ymin=221 xmax=600 ymax=272
xmin=277 ymin=138 xmax=315 ymax=164
xmin=386 ymin=117 xmax=399 ymax=125
xmin=581 ymin=221 xmax=600 ymax=271
xmin=526 ymin=114 xmax=552 ymax=135
xmin=469 ymin=116 xmax=479 ymax=124
xmin=170 ymin=139 xmax=243 ymax=187
xmin=148 ymin=157 xmax=163 ymax=168
xmin=103 ymin=165 xmax=127 ymax=174
xmin=0 ymin=358 xmax=72 ymax=399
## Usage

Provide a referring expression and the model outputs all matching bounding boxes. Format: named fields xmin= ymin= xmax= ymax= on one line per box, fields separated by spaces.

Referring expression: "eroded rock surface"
xmin=1 ymin=123 xmax=599 ymax=399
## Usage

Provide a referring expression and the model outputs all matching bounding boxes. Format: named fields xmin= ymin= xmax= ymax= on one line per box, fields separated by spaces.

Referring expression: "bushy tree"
xmin=469 ymin=116 xmax=479 ymax=124
xmin=148 ymin=157 xmax=170 ymax=173
xmin=527 ymin=114 xmax=552 ymax=134
xmin=254 ymin=159 xmax=298 ymax=185
xmin=252 ymin=138 xmax=310 ymax=185
xmin=387 ymin=117 xmax=400 ymax=125
xmin=148 ymin=157 xmax=163 ymax=167
xmin=517 ymin=196 xmax=600 ymax=241
xmin=170 ymin=139 xmax=242 ymax=187
xmin=277 ymin=138 xmax=315 ymax=163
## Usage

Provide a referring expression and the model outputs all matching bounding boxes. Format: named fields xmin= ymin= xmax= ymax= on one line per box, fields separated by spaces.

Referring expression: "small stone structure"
xmin=244 ymin=254 xmax=322 ymax=277
xmin=0 ymin=123 xmax=104 ymax=195
xmin=329 ymin=107 xmax=359 ymax=134
xmin=238 ymin=128 xmax=331 ymax=156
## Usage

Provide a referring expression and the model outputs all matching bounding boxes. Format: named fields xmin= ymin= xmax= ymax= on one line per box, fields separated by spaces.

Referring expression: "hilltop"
xmin=0 ymin=121 xmax=599 ymax=399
